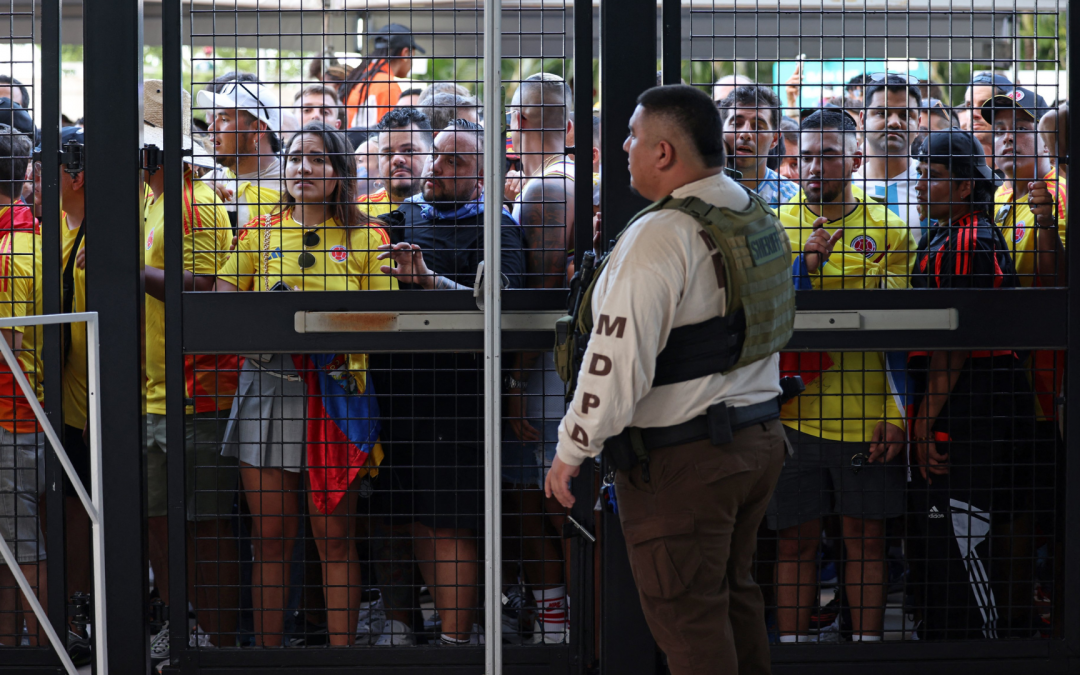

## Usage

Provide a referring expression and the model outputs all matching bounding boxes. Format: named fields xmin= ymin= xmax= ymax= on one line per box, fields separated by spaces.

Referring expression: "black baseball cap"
xmin=372 ymin=24 xmax=426 ymax=54
xmin=34 ymin=125 xmax=83 ymax=154
xmin=980 ymin=87 xmax=1049 ymax=125
xmin=913 ymin=127 xmax=1000 ymax=186
xmin=0 ymin=98 xmax=34 ymax=136
xmin=971 ymin=72 xmax=1014 ymax=89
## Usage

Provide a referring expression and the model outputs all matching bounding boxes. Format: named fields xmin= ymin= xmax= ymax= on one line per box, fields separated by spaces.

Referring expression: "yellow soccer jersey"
xmin=61 ymin=215 xmax=89 ymax=429
xmin=994 ymin=168 xmax=1068 ymax=286
xmin=0 ymin=207 xmax=43 ymax=433
xmin=778 ymin=187 xmax=915 ymax=442
xmin=357 ymin=188 xmax=395 ymax=220
xmin=144 ymin=175 xmax=235 ymax=416
xmin=219 ymin=211 xmax=397 ymax=376
xmin=994 ymin=170 xmax=1068 ymax=421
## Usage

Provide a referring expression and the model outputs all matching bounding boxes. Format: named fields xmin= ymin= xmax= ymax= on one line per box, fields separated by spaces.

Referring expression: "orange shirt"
xmin=344 ymin=61 xmax=401 ymax=128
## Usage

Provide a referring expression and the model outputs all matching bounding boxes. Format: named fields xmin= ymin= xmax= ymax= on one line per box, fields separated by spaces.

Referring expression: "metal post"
xmin=39 ymin=0 xmax=67 ymax=645
xmin=1063 ymin=2 xmax=1080 ymax=657
xmin=482 ymin=0 xmax=504 ymax=670
xmin=571 ymin=1 xmax=597 ymax=670
xmin=84 ymin=0 xmax=149 ymax=671
xmin=661 ymin=0 xmax=681 ymax=85
xmin=599 ymin=0 xmax=656 ymax=671
xmin=161 ymin=0 xmax=190 ymax=665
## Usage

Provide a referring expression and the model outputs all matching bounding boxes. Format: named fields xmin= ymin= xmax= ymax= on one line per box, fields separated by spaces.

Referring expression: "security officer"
xmin=547 ymin=84 xmax=796 ymax=675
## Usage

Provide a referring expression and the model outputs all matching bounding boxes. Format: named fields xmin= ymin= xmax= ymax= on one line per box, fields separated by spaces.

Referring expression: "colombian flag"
xmin=780 ymin=255 xmax=834 ymax=386
xmin=292 ymin=353 xmax=381 ymax=514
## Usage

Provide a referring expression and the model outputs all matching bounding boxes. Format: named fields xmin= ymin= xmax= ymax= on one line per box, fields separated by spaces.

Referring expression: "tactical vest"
xmin=555 ymin=189 xmax=795 ymax=398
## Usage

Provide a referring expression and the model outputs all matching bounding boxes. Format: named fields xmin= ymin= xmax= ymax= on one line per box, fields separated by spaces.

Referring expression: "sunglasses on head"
xmin=867 ymin=72 xmax=920 ymax=85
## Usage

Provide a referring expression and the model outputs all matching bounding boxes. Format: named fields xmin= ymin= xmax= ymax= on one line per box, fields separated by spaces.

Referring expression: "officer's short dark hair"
xmin=864 ymin=74 xmax=923 ymax=110
xmin=0 ymin=124 xmax=32 ymax=199
xmin=636 ymin=84 xmax=726 ymax=168
xmin=377 ymin=106 xmax=434 ymax=148
xmin=719 ymin=85 xmax=782 ymax=131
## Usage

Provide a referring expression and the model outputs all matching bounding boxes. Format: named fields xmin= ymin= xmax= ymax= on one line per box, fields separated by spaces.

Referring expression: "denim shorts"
xmin=501 ymin=419 xmax=560 ymax=487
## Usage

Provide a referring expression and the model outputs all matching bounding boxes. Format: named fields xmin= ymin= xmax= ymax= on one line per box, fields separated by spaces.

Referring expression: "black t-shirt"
xmin=911 ymin=210 xmax=1018 ymax=289
xmin=374 ymin=202 xmax=527 ymax=448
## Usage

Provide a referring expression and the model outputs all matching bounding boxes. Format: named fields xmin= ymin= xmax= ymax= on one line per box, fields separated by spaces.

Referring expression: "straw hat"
xmin=143 ymin=80 xmax=217 ymax=169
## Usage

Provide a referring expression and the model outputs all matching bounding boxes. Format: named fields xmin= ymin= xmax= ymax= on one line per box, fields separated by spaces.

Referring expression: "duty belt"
xmin=605 ymin=397 xmax=782 ymax=481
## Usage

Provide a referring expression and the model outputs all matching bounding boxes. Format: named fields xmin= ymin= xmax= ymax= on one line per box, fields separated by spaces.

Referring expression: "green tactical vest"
xmin=555 ymin=188 xmax=795 ymax=398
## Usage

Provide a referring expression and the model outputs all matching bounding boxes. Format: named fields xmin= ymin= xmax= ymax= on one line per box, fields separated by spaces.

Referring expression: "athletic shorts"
xmin=381 ymin=440 xmax=482 ymax=532
xmin=0 ymin=428 xmax=45 ymax=565
xmin=146 ymin=411 xmax=237 ymax=521
xmin=766 ymin=426 xmax=906 ymax=531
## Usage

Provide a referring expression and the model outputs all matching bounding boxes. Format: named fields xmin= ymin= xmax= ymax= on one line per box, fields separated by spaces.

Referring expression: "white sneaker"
xmin=189 ymin=626 xmax=215 ymax=649
xmin=355 ymin=592 xmax=387 ymax=645
xmin=150 ymin=622 xmax=170 ymax=661
xmin=373 ymin=619 xmax=416 ymax=647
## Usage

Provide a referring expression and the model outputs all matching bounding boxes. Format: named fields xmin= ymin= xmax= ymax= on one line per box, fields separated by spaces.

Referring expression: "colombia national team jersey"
xmin=994 ymin=169 xmax=1068 ymax=420
xmin=357 ymin=188 xmax=395 ymax=220
xmin=0 ymin=203 xmax=43 ymax=433
xmin=778 ymin=187 xmax=915 ymax=442
xmin=994 ymin=168 xmax=1067 ymax=286
xmin=61 ymin=215 xmax=89 ymax=429
xmin=144 ymin=174 xmax=238 ymax=416
xmin=219 ymin=210 xmax=397 ymax=378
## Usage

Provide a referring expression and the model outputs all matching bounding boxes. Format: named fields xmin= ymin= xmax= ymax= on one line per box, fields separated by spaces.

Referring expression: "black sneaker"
xmin=67 ymin=630 xmax=92 ymax=667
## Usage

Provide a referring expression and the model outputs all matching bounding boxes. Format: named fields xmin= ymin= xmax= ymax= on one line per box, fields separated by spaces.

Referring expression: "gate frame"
xmin=595 ymin=2 xmax=1080 ymax=674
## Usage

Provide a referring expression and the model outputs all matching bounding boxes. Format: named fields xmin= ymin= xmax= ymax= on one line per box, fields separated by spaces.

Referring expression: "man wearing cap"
xmin=140 ymin=81 xmax=240 ymax=662
xmin=982 ymin=88 xmax=1066 ymax=585
xmin=343 ymin=24 xmax=426 ymax=128
xmin=959 ymin=73 xmax=1050 ymax=168
xmin=982 ymin=89 xmax=1065 ymax=289
xmin=0 ymin=123 xmax=49 ymax=648
xmin=196 ymin=77 xmax=285 ymax=229
xmin=906 ymin=128 xmax=1038 ymax=640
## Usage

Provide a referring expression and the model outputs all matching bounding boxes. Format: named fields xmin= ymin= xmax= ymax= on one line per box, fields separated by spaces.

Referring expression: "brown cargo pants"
xmin=615 ymin=419 xmax=787 ymax=675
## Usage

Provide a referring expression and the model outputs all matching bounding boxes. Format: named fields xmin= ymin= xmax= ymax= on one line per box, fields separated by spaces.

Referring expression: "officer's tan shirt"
xmin=556 ymin=172 xmax=783 ymax=467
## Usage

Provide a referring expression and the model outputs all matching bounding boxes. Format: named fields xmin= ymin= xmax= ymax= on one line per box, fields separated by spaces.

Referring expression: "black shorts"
xmin=377 ymin=440 xmax=483 ymax=532
xmin=62 ymin=424 xmax=92 ymax=498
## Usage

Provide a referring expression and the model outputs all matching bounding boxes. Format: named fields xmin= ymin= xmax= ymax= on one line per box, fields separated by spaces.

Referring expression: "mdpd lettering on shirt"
xmin=595 ymin=313 xmax=626 ymax=338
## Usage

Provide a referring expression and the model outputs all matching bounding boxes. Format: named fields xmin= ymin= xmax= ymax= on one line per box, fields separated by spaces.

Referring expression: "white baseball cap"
xmin=196 ymin=81 xmax=281 ymax=133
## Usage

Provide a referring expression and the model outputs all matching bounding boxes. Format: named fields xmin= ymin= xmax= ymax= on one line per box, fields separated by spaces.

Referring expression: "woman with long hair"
xmin=341 ymin=24 xmax=423 ymax=128
xmin=213 ymin=121 xmax=396 ymax=646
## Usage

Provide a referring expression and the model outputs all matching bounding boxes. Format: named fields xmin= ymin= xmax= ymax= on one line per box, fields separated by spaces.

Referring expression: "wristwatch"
xmin=504 ymin=374 xmax=527 ymax=392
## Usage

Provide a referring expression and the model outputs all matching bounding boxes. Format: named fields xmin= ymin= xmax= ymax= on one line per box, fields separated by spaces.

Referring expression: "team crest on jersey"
xmin=849 ymin=234 xmax=877 ymax=257
xmin=1014 ymin=222 xmax=1026 ymax=243
xmin=145 ymin=229 xmax=155 ymax=250
xmin=329 ymin=245 xmax=348 ymax=263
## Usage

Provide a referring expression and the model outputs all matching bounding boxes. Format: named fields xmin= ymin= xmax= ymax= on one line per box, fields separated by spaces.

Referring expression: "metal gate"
xmin=0 ymin=0 xmax=1076 ymax=673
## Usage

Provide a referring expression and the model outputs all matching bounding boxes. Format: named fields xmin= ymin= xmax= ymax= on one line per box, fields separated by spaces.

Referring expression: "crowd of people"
xmin=0 ymin=20 xmax=1070 ymax=671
